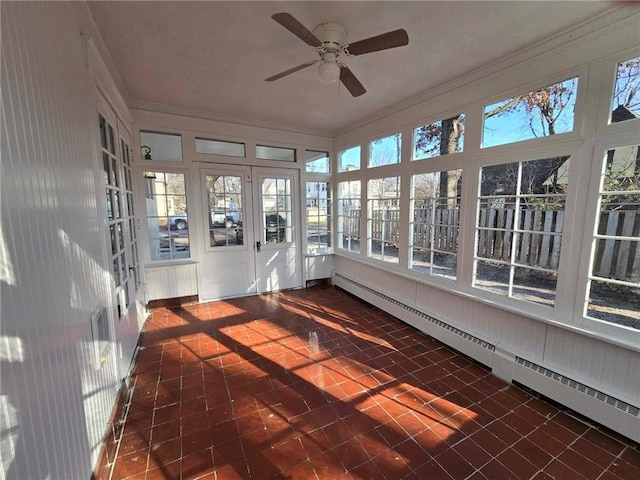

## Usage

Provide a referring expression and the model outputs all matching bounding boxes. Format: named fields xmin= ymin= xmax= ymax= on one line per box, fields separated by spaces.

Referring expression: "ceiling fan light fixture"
xmin=318 ymin=60 xmax=340 ymax=83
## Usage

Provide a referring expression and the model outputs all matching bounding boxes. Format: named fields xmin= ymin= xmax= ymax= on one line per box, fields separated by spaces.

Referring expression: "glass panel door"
xmin=253 ymin=168 xmax=302 ymax=293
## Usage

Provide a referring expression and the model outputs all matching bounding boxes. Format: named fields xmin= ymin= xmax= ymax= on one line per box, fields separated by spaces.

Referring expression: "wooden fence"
xmin=343 ymin=207 xmax=639 ymax=282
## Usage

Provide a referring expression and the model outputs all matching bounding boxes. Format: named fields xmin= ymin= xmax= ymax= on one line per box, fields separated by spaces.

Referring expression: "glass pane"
xmin=369 ymin=133 xmax=401 ymax=168
xmin=113 ymin=192 xmax=121 ymax=219
xmin=102 ymin=153 xmax=110 ymax=185
xmin=113 ymin=258 xmax=120 ymax=287
xmin=306 ymin=150 xmax=330 ymax=173
xmin=474 ymin=260 xmax=510 ymax=296
xmin=206 ymin=174 xmax=243 ymax=248
xmin=611 ymin=56 xmax=640 ymax=123
xmin=338 ymin=181 xmax=361 ymax=252
xmin=411 ymin=170 xmax=462 ymax=278
xmin=256 ymin=145 xmax=295 ymax=162
xmin=368 ymin=177 xmax=400 ymax=262
xmin=411 ymin=248 xmax=457 ymax=280
xmin=262 ymin=178 xmax=291 ymax=244
xmin=338 ymin=145 xmax=361 ymax=172
xmin=117 ymin=223 xmax=124 ymax=252
xmin=306 ymin=181 xmax=331 ymax=254
xmin=140 ymin=131 xmax=183 ymax=162
xmin=111 ymin=158 xmax=118 ymax=187
xmin=110 ymin=225 xmax=117 ymax=255
xmin=587 ymin=280 xmax=639 ymax=330
xmin=145 ymin=172 xmax=189 ymax=260
xmin=413 ymin=114 xmax=465 ymax=160
xmin=108 ymin=125 xmax=116 ymax=155
xmin=482 ymin=77 xmax=578 ymax=148
xmin=99 ymin=116 xmax=107 ymax=149
xmin=512 ymin=267 xmax=557 ymax=306
xmin=196 ymin=138 xmax=246 ymax=157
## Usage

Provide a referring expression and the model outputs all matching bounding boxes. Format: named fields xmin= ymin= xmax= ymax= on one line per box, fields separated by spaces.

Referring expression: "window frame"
xmin=142 ymin=168 xmax=192 ymax=264
xmin=574 ymin=136 xmax=640 ymax=344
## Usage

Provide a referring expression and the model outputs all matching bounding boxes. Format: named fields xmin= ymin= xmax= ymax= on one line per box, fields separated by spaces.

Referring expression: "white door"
xmin=198 ymin=165 xmax=301 ymax=300
xmin=252 ymin=167 xmax=302 ymax=293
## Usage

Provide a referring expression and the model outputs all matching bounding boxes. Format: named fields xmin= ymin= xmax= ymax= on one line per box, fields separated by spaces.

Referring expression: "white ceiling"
xmin=88 ymin=1 xmax=614 ymax=136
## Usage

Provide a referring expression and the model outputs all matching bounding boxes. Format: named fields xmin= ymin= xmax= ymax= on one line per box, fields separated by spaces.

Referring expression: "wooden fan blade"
xmin=272 ymin=13 xmax=322 ymax=47
xmin=265 ymin=61 xmax=317 ymax=82
xmin=339 ymin=66 xmax=366 ymax=97
xmin=345 ymin=29 xmax=409 ymax=56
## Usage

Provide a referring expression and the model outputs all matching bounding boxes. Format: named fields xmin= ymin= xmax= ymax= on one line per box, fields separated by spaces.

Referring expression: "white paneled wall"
xmin=1 ymin=3 xmax=122 ymax=479
xmin=146 ymin=263 xmax=199 ymax=301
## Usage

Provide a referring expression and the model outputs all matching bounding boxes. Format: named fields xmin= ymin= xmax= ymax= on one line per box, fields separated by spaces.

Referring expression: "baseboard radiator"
xmin=333 ymin=272 xmax=640 ymax=443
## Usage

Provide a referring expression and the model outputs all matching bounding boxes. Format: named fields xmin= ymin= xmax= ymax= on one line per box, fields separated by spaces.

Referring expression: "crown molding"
xmin=128 ymin=99 xmax=333 ymax=138
xmin=334 ymin=5 xmax=638 ymax=138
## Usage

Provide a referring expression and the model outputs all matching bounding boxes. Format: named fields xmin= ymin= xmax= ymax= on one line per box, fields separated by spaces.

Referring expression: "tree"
xmin=613 ymin=56 xmax=640 ymax=116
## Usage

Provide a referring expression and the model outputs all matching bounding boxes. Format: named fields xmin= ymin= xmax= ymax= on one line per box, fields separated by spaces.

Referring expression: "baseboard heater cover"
xmin=515 ymin=357 xmax=639 ymax=417
xmin=334 ymin=272 xmax=640 ymax=442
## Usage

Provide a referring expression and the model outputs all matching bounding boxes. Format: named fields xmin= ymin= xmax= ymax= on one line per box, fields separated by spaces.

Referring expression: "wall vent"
xmin=515 ymin=357 xmax=640 ymax=418
xmin=335 ymin=273 xmax=495 ymax=352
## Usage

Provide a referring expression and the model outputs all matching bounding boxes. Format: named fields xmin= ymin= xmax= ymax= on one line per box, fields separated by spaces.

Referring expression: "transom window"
xmin=139 ymin=131 xmax=183 ymax=162
xmin=369 ymin=133 xmax=402 ymax=168
xmin=196 ymin=138 xmax=245 ymax=157
xmin=611 ymin=56 xmax=640 ymax=124
xmin=338 ymin=146 xmax=361 ymax=172
xmin=482 ymin=77 xmax=578 ymax=148
xmin=413 ymin=114 xmax=465 ymax=160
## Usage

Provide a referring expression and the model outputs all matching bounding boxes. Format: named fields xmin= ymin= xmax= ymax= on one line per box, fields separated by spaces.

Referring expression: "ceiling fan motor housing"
xmin=313 ymin=22 xmax=347 ymax=52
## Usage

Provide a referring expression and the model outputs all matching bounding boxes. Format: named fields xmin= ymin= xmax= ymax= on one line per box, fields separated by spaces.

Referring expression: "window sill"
xmin=333 ymin=251 xmax=640 ymax=353
xmin=144 ymin=260 xmax=198 ymax=269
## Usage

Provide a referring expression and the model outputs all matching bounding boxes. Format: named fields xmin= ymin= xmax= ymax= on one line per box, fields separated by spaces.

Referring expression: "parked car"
xmin=235 ymin=214 xmax=287 ymax=244
xmin=168 ymin=209 xmax=241 ymax=230
xmin=210 ymin=209 xmax=241 ymax=229
xmin=168 ymin=214 xmax=188 ymax=230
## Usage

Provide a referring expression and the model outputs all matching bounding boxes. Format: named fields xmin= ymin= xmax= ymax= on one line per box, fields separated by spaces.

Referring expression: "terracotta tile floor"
xmin=104 ymin=287 xmax=640 ymax=480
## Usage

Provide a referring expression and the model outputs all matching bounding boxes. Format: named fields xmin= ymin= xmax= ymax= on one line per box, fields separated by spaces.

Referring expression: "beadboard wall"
xmin=1 ymin=3 xmax=130 ymax=479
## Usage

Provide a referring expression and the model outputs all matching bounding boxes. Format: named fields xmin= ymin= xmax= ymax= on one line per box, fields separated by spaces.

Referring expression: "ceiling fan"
xmin=265 ymin=13 xmax=409 ymax=97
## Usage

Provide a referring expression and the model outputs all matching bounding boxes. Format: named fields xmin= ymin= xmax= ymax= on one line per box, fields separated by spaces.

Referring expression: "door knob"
xmin=256 ymin=241 xmax=261 ymax=251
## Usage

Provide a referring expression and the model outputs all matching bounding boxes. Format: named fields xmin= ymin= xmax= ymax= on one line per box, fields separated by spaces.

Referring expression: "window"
xmin=369 ymin=133 xmax=402 ymax=168
xmin=261 ymin=178 xmax=292 ymax=243
xmin=196 ymin=138 xmax=245 ymax=157
xmin=587 ymin=145 xmax=640 ymax=329
xmin=338 ymin=145 xmax=361 ymax=172
xmin=482 ymin=77 xmax=578 ymax=148
xmin=100 ymin=113 xmax=139 ymax=319
xmin=205 ymin=175 xmax=243 ymax=247
xmin=410 ymin=170 xmax=462 ymax=280
xmin=368 ymin=177 xmax=401 ymax=263
xmin=474 ymin=156 xmax=570 ymax=307
xmin=139 ymin=131 xmax=183 ymax=162
xmin=145 ymin=172 xmax=189 ymax=260
xmin=306 ymin=182 xmax=331 ymax=254
xmin=337 ymin=181 xmax=361 ymax=252
xmin=611 ymin=56 xmax=640 ymax=124
xmin=256 ymin=145 xmax=296 ymax=162
xmin=121 ymin=137 xmax=141 ymax=290
xmin=413 ymin=114 xmax=465 ymax=160
xmin=306 ymin=150 xmax=330 ymax=173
